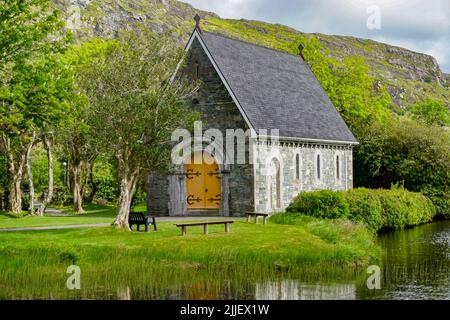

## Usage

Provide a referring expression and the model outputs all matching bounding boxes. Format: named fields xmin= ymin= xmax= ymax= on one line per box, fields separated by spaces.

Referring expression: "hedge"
xmin=285 ymin=188 xmax=436 ymax=233
xmin=286 ymin=190 xmax=349 ymax=219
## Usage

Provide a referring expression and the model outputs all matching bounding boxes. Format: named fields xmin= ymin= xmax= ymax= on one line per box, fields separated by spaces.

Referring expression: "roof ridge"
xmin=201 ymin=30 xmax=303 ymax=60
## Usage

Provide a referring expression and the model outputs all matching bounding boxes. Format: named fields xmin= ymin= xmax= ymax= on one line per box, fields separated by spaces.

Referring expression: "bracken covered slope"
xmin=56 ymin=0 xmax=449 ymax=109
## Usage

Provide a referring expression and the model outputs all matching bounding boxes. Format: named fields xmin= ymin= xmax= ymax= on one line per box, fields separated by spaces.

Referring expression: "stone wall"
xmin=147 ymin=37 xmax=254 ymax=216
xmin=253 ymin=140 xmax=354 ymax=213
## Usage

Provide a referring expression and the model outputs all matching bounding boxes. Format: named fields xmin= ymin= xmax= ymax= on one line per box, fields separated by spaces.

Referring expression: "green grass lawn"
xmin=0 ymin=203 xmax=118 ymax=229
xmin=0 ymin=203 xmax=380 ymax=268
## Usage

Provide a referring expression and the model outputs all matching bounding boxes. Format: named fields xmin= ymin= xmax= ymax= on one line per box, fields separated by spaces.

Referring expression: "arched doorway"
xmin=185 ymin=152 xmax=221 ymax=209
xmin=269 ymin=158 xmax=281 ymax=210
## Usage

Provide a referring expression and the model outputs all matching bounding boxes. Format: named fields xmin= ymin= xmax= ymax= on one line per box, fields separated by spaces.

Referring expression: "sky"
xmin=180 ymin=0 xmax=450 ymax=73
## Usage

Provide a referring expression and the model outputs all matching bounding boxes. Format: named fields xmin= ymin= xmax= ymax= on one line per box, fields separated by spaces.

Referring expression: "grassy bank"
xmin=0 ymin=203 xmax=116 ymax=229
xmin=0 ymin=219 xmax=380 ymax=267
xmin=0 ymin=215 xmax=380 ymax=299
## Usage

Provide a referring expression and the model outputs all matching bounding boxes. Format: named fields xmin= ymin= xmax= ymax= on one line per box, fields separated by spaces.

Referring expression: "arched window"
xmin=336 ymin=155 xmax=340 ymax=181
xmin=270 ymin=158 xmax=281 ymax=210
xmin=295 ymin=154 xmax=300 ymax=180
xmin=316 ymin=154 xmax=321 ymax=180
xmin=193 ymin=61 xmax=199 ymax=80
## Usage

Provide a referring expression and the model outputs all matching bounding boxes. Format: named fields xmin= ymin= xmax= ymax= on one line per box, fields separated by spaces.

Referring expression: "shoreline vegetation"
xmin=286 ymin=188 xmax=440 ymax=234
xmin=0 ymin=209 xmax=381 ymax=267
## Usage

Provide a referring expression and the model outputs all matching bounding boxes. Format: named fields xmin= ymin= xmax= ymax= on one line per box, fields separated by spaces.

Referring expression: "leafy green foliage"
xmin=131 ymin=185 xmax=147 ymax=209
xmin=346 ymin=188 xmax=436 ymax=231
xmin=51 ymin=188 xmax=73 ymax=207
xmin=298 ymin=36 xmax=392 ymax=127
xmin=30 ymin=146 xmax=63 ymax=193
xmin=420 ymin=187 xmax=450 ymax=219
xmin=354 ymin=117 xmax=450 ymax=216
xmin=343 ymin=188 xmax=384 ymax=232
xmin=0 ymin=0 xmax=74 ymax=213
xmin=80 ymin=29 xmax=199 ymax=176
xmin=286 ymin=188 xmax=436 ymax=233
xmin=286 ymin=190 xmax=350 ymax=219
xmin=0 ymin=0 xmax=69 ymax=65
xmin=93 ymin=176 xmax=118 ymax=202
xmin=410 ymin=99 xmax=450 ymax=127
xmin=0 ymin=0 xmax=73 ymax=136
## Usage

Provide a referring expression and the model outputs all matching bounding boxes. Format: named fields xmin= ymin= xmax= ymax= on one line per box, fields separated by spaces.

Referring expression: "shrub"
xmin=287 ymin=188 xmax=436 ymax=233
xmin=93 ymin=176 xmax=118 ymax=202
xmin=421 ymin=186 xmax=450 ymax=219
xmin=21 ymin=194 xmax=30 ymax=211
xmin=286 ymin=190 xmax=349 ymax=219
xmin=353 ymin=117 xmax=450 ymax=218
xmin=378 ymin=188 xmax=435 ymax=230
xmin=51 ymin=188 xmax=73 ymax=207
xmin=344 ymin=188 xmax=384 ymax=231
xmin=345 ymin=188 xmax=435 ymax=232
xmin=131 ymin=186 xmax=147 ymax=209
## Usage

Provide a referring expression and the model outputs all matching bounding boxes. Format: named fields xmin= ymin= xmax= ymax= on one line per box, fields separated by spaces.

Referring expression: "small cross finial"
xmin=194 ymin=14 xmax=202 ymax=33
xmin=298 ymin=44 xmax=305 ymax=60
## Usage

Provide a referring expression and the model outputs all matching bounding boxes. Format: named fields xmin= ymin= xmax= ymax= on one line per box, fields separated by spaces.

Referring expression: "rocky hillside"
xmin=57 ymin=0 xmax=449 ymax=109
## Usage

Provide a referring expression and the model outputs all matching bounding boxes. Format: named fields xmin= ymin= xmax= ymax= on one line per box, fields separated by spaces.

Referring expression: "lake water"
xmin=359 ymin=220 xmax=450 ymax=300
xmin=109 ymin=221 xmax=450 ymax=300
xmin=255 ymin=221 xmax=450 ymax=300
xmin=2 ymin=221 xmax=449 ymax=300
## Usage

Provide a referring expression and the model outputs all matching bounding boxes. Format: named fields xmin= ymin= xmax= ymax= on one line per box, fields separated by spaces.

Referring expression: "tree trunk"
xmin=7 ymin=158 xmax=25 ymax=214
xmin=37 ymin=134 xmax=54 ymax=216
xmin=25 ymin=131 xmax=36 ymax=215
xmin=3 ymin=136 xmax=27 ymax=214
xmin=114 ymin=173 xmax=138 ymax=230
xmin=85 ymin=160 xmax=96 ymax=203
xmin=73 ymin=161 xmax=85 ymax=214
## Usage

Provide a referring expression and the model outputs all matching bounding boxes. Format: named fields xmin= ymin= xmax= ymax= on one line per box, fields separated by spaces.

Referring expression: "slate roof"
xmin=195 ymin=31 xmax=358 ymax=144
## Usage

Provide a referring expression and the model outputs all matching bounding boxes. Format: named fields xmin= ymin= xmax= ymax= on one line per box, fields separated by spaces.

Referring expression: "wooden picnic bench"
xmin=175 ymin=220 xmax=234 ymax=236
xmin=128 ymin=212 xmax=157 ymax=232
xmin=245 ymin=212 xmax=270 ymax=224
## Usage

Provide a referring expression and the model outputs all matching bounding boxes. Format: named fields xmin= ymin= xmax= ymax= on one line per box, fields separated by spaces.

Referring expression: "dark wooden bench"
xmin=245 ymin=212 xmax=270 ymax=224
xmin=175 ymin=220 xmax=234 ymax=236
xmin=128 ymin=212 xmax=157 ymax=232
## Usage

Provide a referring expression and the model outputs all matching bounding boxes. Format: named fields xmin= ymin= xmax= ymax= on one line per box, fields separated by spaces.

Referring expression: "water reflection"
xmin=357 ymin=221 xmax=450 ymax=300
xmin=255 ymin=280 xmax=356 ymax=300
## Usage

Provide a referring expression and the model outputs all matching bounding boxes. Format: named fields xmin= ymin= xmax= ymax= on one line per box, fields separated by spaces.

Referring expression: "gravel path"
xmin=0 ymin=217 xmax=239 ymax=232
xmin=34 ymin=201 xmax=70 ymax=217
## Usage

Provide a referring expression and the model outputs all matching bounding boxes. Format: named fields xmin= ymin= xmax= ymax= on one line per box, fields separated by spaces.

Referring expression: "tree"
xmin=298 ymin=36 xmax=392 ymax=128
xmin=80 ymin=29 xmax=198 ymax=229
xmin=58 ymin=96 xmax=98 ymax=214
xmin=0 ymin=0 xmax=72 ymax=214
xmin=0 ymin=0 xmax=67 ymax=65
xmin=1 ymin=54 xmax=75 ymax=213
xmin=57 ymin=40 xmax=109 ymax=213
xmin=354 ymin=117 xmax=450 ymax=217
xmin=410 ymin=99 xmax=450 ymax=127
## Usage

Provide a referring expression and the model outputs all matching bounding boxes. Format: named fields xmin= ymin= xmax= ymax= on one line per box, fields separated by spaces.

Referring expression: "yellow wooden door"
xmin=203 ymin=153 xmax=221 ymax=209
xmin=186 ymin=153 xmax=221 ymax=209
